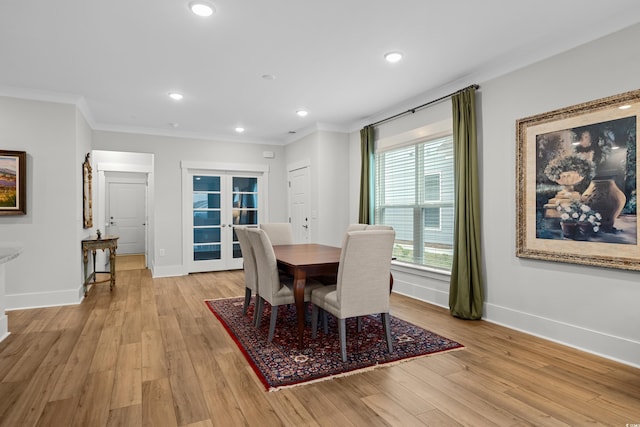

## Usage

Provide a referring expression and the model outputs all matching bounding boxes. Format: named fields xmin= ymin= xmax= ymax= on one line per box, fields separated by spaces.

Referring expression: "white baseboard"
xmin=388 ymin=264 xmax=639 ymax=368
xmin=5 ymin=288 xmax=82 ymax=311
xmin=484 ymin=302 xmax=640 ymax=369
xmin=151 ymin=263 xmax=187 ymax=278
xmin=390 ymin=264 xmax=450 ymax=308
xmin=392 ymin=280 xmax=449 ymax=309
xmin=0 ymin=314 xmax=8 ymax=343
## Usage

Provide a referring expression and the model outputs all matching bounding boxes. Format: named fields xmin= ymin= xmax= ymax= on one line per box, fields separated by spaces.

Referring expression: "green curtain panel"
xmin=449 ymin=87 xmax=484 ymax=320
xmin=359 ymin=126 xmax=375 ymax=224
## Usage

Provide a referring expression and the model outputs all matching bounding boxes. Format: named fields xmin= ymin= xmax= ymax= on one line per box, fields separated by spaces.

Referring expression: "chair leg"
xmin=268 ymin=305 xmax=278 ymax=342
xmin=252 ymin=293 xmax=259 ymax=325
xmin=356 ymin=316 xmax=362 ymax=332
xmin=382 ymin=312 xmax=393 ymax=353
xmin=339 ymin=318 xmax=347 ymax=362
xmin=243 ymin=287 xmax=252 ymax=315
xmin=322 ymin=310 xmax=328 ymax=335
xmin=255 ymin=298 xmax=264 ymax=328
xmin=311 ymin=304 xmax=319 ymax=339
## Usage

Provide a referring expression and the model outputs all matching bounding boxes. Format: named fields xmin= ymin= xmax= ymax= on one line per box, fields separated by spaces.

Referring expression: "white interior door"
xmin=107 ymin=181 xmax=146 ymax=254
xmin=289 ymin=166 xmax=310 ymax=243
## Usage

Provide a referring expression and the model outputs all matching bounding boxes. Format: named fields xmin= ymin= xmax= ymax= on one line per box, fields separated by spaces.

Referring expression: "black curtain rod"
xmin=367 ymin=84 xmax=479 ymax=128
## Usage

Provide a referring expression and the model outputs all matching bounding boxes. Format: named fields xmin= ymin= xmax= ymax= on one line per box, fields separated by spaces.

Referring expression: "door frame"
xmin=97 ymin=161 xmax=153 ymax=269
xmin=287 ymin=159 xmax=311 ymax=243
xmin=105 ymin=173 xmax=148 ymax=255
xmin=181 ymin=161 xmax=269 ymax=274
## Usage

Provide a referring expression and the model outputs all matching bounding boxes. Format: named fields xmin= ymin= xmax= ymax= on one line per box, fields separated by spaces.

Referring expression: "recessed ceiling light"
xmin=384 ymin=51 xmax=403 ymax=63
xmin=619 ymin=105 xmax=631 ymax=110
xmin=235 ymin=127 xmax=245 ymax=133
xmin=296 ymin=109 xmax=308 ymax=117
xmin=168 ymin=92 xmax=183 ymax=101
xmin=169 ymin=122 xmax=179 ymax=128
xmin=189 ymin=1 xmax=215 ymax=17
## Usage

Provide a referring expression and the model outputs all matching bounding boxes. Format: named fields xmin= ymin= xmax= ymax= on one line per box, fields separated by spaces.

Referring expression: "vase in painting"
xmin=560 ymin=222 xmax=593 ymax=240
xmin=581 ymin=179 xmax=626 ymax=232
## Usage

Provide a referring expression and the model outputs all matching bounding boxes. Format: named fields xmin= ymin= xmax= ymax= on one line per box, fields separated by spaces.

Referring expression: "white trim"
xmin=181 ymin=160 xmax=269 ymax=173
xmin=390 ymin=264 xmax=451 ymax=308
xmin=376 ymin=119 xmax=453 ymax=153
xmin=98 ymin=162 xmax=153 ymax=173
xmin=93 ymin=152 xmax=155 ymax=273
xmin=484 ymin=303 xmax=640 ymax=369
xmin=0 ymin=315 xmax=8 ymax=343
xmin=287 ymin=159 xmax=311 ymax=172
xmin=151 ymin=264 xmax=187 ymax=278
xmin=390 ymin=261 xmax=640 ymax=368
xmin=6 ymin=288 xmax=82 ymax=310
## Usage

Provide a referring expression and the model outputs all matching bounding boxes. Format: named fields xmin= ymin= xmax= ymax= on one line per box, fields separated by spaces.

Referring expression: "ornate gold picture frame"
xmin=516 ymin=89 xmax=639 ymax=270
xmin=83 ymin=153 xmax=93 ymax=228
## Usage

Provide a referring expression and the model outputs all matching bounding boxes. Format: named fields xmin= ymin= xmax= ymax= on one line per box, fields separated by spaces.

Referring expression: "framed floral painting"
xmin=0 ymin=150 xmax=26 ymax=215
xmin=516 ymin=89 xmax=639 ymax=270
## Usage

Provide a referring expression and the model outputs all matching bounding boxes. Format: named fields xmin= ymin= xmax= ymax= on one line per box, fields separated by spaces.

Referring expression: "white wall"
xmin=348 ymin=23 xmax=640 ymax=367
xmin=0 ymin=97 xmax=88 ymax=308
xmin=481 ymin=24 xmax=640 ymax=367
xmin=92 ymin=131 xmax=288 ymax=276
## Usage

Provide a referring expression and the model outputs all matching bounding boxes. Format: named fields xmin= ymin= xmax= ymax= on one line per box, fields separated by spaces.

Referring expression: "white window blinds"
xmin=374 ymin=135 xmax=454 ymax=270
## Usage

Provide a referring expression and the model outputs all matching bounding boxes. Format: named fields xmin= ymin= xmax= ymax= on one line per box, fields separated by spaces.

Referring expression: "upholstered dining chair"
xmin=340 ymin=223 xmax=393 ymax=247
xmin=247 ymin=227 xmax=323 ymax=341
xmin=311 ymin=229 xmax=396 ymax=362
xmin=259 ymin=222 xmax=294 ymax=245
xmin=235 ymin=226 xmax=258 ymax=321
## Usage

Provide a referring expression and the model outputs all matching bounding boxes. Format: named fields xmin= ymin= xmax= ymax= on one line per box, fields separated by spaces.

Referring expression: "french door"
xmin=184 ymin=168 xmax=263 ymax=273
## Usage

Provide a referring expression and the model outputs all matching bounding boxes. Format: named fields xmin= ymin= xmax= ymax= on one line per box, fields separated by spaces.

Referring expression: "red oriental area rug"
xmin=205 ymin=297 xmax=463 ymax=391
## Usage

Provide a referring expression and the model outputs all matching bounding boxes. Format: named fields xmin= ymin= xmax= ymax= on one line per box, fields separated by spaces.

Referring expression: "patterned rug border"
xmin=205 ymin=297 xmax=464 ymax=392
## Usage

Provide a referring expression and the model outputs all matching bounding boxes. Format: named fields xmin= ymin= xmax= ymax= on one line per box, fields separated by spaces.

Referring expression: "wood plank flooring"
xmin=0 ymin=268 xmax=638 ymax=426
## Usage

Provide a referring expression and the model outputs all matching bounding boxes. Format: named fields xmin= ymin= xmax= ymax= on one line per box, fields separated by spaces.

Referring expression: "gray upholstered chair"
xmin=311 ymin=229 xmax=396 ymax=362
xmin=235 ymin=226 xmax=258 ymax=321
xmin=247 ymin=227 xmax=322 ymax=341
xmin=259 ymin=222 xmax=294 ymax=245
xmin=345 ymin=223 xmax=368 ymax=232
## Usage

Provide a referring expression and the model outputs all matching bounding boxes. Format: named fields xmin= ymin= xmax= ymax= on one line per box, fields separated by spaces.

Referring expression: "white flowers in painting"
xmin=557 ymin=200 xmax=602 ymax=232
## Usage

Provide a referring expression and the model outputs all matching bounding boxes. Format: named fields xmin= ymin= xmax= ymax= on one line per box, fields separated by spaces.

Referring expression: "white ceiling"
xmin=1 ymin=1 xmax=640 ymax=144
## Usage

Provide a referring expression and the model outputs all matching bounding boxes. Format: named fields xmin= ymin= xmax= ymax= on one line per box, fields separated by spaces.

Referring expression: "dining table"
xmin=273 ymin=243 xmax=394 ymax=349
xmin=273 ymin=243 xmax=341 ymax=349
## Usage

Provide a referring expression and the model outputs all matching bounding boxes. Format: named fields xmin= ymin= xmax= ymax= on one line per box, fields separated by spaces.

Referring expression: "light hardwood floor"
xmin=0 ymin=268 xmax=638 ymax=426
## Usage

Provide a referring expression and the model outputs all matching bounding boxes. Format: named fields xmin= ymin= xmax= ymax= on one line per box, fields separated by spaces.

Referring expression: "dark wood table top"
xmin=272 ymin=243 xmax=341 ymax=268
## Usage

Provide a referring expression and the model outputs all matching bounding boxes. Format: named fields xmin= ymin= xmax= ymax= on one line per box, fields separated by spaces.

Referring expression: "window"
xmin=374 ymin=135 xmax=454 ymax=270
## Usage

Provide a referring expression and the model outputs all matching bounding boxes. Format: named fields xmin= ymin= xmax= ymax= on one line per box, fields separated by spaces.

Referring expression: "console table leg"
xmin=109 ymin=247 xmax=117 ymax=291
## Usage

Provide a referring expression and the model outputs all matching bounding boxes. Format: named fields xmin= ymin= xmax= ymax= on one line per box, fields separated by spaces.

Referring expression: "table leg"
xmin=109 ymin=247 xmax=117 ymax=291
xmin=91 ymin=250 xmax=97 ymax=283
xmin=293 ymin=269 xmax=307 ymax=349
xmin=83 ymin=248 xmax=89 ymax=297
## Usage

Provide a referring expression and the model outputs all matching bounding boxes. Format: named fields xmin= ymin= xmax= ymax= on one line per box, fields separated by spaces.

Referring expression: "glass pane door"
xmin=187 ymin=171 xmax=262 ymax=273
xmin=232 ymin=176 xmax=259 ymax=260
xmin=193 ymin=175 xmax=221 ymax=261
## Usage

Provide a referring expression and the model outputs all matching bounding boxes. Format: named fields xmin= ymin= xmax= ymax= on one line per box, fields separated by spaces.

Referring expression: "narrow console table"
xmin=82 ymin=235 xmax=119 ymax=296
xmin=0 ymin=247 xmax=22 ymax=342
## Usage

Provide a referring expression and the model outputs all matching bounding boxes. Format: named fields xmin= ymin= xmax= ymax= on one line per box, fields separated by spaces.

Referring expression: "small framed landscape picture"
xmin=0 ymin=150 xmax=27 ymax=215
